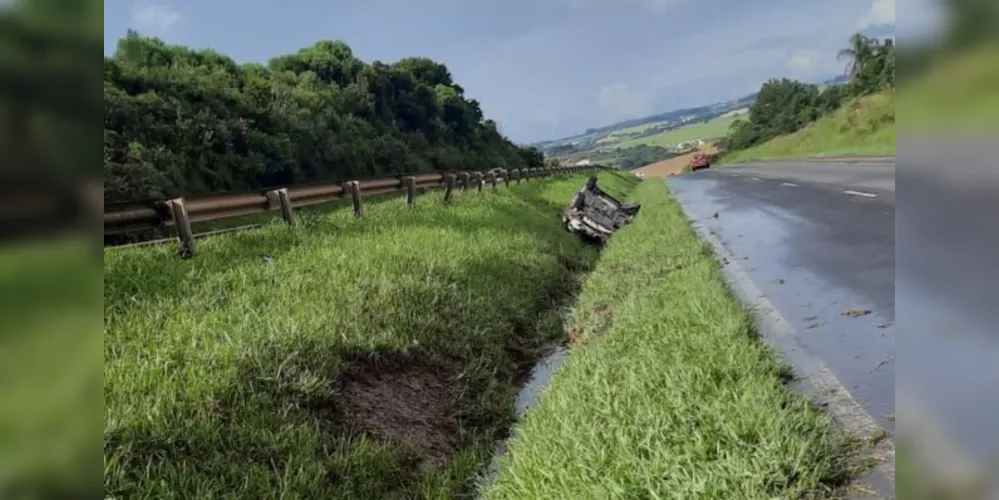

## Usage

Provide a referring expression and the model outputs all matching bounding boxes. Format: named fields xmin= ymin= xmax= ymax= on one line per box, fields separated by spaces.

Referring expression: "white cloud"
xmin=857 ymin=0 xmax=895 ymax=28
xmin=787 ymin=50 xmax=818 ymax=70
xmin=596 ymin=82 xmax=655 ymax=122
xmin=131 ymin=3 xmax=181 ymax=33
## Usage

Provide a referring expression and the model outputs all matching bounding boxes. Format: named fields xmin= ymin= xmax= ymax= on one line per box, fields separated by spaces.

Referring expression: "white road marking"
xmin=844 ymin=189 xmax=877 ymax=198
xmin=780 ymin=182 xmax=798 ymax=187
xmin=750 ymin=176 xmax=761 ymax=181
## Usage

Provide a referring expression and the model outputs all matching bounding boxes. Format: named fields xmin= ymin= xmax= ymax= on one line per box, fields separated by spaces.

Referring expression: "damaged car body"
xmin=562 ymin=176 xmax=641 ymax=244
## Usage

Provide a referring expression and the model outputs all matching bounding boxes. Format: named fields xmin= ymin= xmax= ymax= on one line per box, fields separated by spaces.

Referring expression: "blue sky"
xmin=103 ymin=0 xmax=896 ymax=143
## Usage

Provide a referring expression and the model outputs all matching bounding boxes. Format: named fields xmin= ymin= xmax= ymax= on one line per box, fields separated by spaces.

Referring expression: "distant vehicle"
xmin=689 ymin=152 xmax=711 ymax=171
xmin=562 ymin=176 xmax=641 ymax=244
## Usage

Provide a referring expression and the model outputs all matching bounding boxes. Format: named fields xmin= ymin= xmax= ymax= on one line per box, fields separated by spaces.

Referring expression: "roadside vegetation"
xmin=722 ymin=91 xmax=894 ymax=163
xmin=720 ymin=32 xmax=895 ymax=163
xmin=481 ymin=180 xmax=854 ymax=499
xmin=104 ymin=172 xmax=638 ymax=499
xmin=104 ymin=33 xmax=546 ymax=206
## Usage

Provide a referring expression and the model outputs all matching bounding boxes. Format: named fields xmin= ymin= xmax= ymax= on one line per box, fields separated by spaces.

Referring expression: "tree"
xmin=102 ymin=34 xmax=543 ymax=204
xmin=837 ymin=34 xmax=895 ymax=95
xmin=837 ymin=33 xmax=876 ymax=80
xmin=721 ymin=31 xmax=896 ymax=154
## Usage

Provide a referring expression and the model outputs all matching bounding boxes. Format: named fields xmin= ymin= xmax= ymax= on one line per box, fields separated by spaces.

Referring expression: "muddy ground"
xmin=633 ymin=146 xmax=719 ymax=178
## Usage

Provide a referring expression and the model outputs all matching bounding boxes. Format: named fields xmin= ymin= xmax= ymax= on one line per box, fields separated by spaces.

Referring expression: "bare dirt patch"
xmin=634 ymin=145 xmax=720 ymax=178
xmin=337 ymin=353 xmax=460 ymax=465
xmin=565 ymin=303 xmax=613 ymax=344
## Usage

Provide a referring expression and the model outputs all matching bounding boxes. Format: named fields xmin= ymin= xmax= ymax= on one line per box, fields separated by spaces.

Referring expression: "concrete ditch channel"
xmin=480 ymin=344 xmax=569 ymax=490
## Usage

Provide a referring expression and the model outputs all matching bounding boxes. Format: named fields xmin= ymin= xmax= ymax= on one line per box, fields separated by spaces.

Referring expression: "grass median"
xmin=103 ymin=171 xmax=639 ymax=499
xmin=481 ymin=180 xmax=852 ymax=499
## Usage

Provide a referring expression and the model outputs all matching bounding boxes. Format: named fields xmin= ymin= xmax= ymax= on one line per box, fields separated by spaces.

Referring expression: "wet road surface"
xmin=667 ymin=163 xmax=896 ymax=433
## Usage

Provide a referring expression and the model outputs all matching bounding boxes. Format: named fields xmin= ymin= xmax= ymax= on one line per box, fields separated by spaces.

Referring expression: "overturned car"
xmin=562 ymin=176 xmax=641 ymax=244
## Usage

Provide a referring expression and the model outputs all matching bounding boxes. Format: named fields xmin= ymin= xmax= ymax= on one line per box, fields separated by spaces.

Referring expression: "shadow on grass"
xmin=104 ymin=252 xmax=598 ymax=499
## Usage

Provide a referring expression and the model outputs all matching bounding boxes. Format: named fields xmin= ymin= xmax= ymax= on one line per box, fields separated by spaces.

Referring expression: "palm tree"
xmin=837 ymin=33 xmax=876 ymax=80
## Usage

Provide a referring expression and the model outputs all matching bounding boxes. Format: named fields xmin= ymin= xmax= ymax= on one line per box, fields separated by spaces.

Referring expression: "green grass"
xmin=721 ymin=92 xmax=895 ymax=164
xmin=103 ymin=171 xmax=639 ymax=499
xmin=614 ymin=115 xmax=738 ymax=149
xmin=480 ymin=180 xmax=853 ymax=499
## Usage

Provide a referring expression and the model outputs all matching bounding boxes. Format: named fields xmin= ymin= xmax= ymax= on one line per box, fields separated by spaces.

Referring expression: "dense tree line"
xmin=104 ymin=33 xmax=545 ymax=203
xmin=723 ymin=33 xmax=895 ymax=152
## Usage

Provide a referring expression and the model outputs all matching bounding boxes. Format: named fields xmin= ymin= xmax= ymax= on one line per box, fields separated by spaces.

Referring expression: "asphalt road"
xmin=666 ymin=162 xmax=896 ymax=496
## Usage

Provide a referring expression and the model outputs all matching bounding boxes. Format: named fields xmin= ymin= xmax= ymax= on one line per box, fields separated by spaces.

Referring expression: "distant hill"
xmin=533 ymin=73 xmax=852 ymax=150
xmin=575 ymin=92 xmax=757 ymax=139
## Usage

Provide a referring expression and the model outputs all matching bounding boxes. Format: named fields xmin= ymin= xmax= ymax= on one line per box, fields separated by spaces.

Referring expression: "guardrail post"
xmin=266 ymin=188 xmax=295 ymax=227
xmin=458 ymin=172 xmax=470 ymax=192
xmin=474 ymin=172 xmax=483 ymax=192
xmin=348 ymin=181 xmax=363 ymax=218
xmin=501 ymin=169 xmax=510 ymax=187
xmin=166 ymin=197 xmax=195 ymax=259
xmin=488 ymin=171 xmax=497 ymax=189
xmin=403 ymin=176 xmax=416 ymax=208
xmin=443 ymin=174 xmax=456 ymax=203
xmin=515 ymin=169 xmax=522 ymax=184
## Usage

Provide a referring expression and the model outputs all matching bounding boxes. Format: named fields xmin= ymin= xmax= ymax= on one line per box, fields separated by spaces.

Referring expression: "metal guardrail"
xmin=105 ymin=165 xmax=598 ymax=258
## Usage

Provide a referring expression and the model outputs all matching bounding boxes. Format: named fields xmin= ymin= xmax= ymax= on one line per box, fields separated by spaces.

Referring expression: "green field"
xmin=614 ymin=114 xmax=738 ymax=149
xmin=103 ymin=172 xmax=638 ymax=499
xmin=481 ymin=180 xmax=859 ymax=499
xmin=602 ymin=120 xmax=670 ymax=139
xmin=721 ymin=92 xmax=894 ymax=164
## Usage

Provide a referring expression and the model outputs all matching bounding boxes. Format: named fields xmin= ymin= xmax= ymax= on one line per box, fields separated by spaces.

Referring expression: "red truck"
xmin=689 ymin=152 xmax=711 ymax=171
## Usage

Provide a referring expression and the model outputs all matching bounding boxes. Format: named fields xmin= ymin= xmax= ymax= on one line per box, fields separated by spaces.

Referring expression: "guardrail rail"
xmin=105 ymin=165 xmax=600 ymax=258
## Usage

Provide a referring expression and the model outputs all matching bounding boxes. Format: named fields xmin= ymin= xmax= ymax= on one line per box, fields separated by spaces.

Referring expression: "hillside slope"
xmin=722 ymin=91 xmax=895 ymax=163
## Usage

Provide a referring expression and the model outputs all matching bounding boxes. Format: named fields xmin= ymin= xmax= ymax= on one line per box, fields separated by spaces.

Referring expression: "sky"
xmin=103 ymin=0 xmax=897 ymax=144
